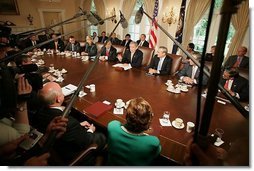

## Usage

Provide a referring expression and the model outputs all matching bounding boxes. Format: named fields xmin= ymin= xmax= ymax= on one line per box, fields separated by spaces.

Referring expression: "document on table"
xmin=62 ymin=84 xmax=77 ymax=96
xmin=112 ymin=64 xmax=132 ymax=70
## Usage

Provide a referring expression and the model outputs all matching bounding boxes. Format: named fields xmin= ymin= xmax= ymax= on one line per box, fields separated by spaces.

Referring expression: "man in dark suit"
xmin=205 ymin=45 xmax=216 ymax=61
xmin=177 ymin=52 xmax=209 ymax=86
xmin=99 ymin=40 xmax=117 ymax=62
xmin=110 ymin=32 xmax=121 ymax=45
xmin=34 ymin=82 xmax=106 ymax=163
xmin=136 ymin=34 xmax=149 ymax=47
xmin=64 ymin=36 xmax=81 ymax=52
xmin=148 ymin=46 xmax=172 ymax=75
xmin=220 ymin=67 xmax=249 ymax=101
xmin=98 ymin=31 xmax=108 ymax=43
xmin=120 ymin=34 xmax=132 ymax=50
xmin=47 ymin=33 xmax=65 ymax=52
xmin=117 ymin=41 xmax=143 ymax=68
xmin=26 ymin=35 xmax=40 ymax=48
xmin=223 ymin=46 xmax=249 ymax=69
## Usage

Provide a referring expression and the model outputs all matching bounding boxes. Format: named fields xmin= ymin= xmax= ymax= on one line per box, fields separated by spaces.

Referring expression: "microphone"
xmin=90 ymin=11 xmax=104 ymax=25
xmin=86 ymin=12 xmax=98 ymax=26
xmin=120 ymin=11 xmax=128 ymax=29
xmin=135 ymin=5 xmax=144 ymax=24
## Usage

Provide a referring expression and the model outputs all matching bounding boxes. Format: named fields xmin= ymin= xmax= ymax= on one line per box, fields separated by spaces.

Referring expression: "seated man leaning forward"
xmin=177 ymin=52 xmax=209 ymax=86
xmin=107 ymin=97 xmax=161 ymax=166
xmin=35 ymin=82 xmax=106 ymax=163
xmin=148 ymin=46 xmax=172 ymax=75
xmin=117 ymin=41 xmax=143 ymax=68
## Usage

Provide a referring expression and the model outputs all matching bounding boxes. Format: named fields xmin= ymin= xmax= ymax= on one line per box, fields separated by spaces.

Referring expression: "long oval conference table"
xmin=38 ymin=53 xmax=248 ymax=165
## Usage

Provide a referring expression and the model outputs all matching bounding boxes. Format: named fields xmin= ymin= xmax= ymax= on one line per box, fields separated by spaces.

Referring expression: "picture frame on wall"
xmin=0 ymin=0 xmax=20 ymax=15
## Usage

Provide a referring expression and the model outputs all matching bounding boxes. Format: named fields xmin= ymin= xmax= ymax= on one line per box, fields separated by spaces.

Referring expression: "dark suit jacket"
xmin=220 ymin=75 xmax=249 ymax=101
xmin=82 ymin=43 xmax=97 ymax=57
xmin=25 ymin=40 xmax=40 ymax=48
xmin=121 ymin=39 xmax=132 ymax=50
xmin=177 ymin=63 xmax=209 ymax=86
xmin=48 ymin=39 xmax=65 ymax=52
xmin=100 ymin=46 xmax=117 ymax=62
xmin=33 ymin=107 xmax=105 ymax=162
xmin=64 ymin=41 xmax=81 ymax=52
xmin=110 ymin=37 xmax=121 ymax=45
xmin=205 ymin=53 xmax=214 ymax=62
xmin=136 ymin=40 xmax=149 ymax=47
xmin=148 ymin=55 xmax=172 ymax=75
xmin=122 ymin=49 xmax=143 ymax=68
xmin=98 ymin=36 xmax=108 ymax=43
xmin=224 ymin=55 xmax=249 ymax=69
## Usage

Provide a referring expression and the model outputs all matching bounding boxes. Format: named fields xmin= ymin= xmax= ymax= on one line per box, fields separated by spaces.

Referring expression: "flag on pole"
xmin=149 ymin=0 xmax=159 ymax=49
xmin=172 ymin=0 xmax=187 ymax=54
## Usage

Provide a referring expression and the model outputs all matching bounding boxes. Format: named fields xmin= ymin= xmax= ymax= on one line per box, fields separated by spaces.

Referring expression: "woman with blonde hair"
xmin=107 ymin=97 xmax=161 ymax=166
xmin=81 ymin=35 xmax=97 ymax=57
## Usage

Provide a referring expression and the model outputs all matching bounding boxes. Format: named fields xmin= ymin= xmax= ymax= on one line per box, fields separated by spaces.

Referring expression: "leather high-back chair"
xmin=167 ymin=53 xmax=183 ymax=76
xmin=239 ymin=68 xmax=249 ymax=80
xmin=138 ymin=46 xmax=155 ymax=66
xmin=95 ymin=42 xmax=104 ymax=51
xmin=112 ymin=45 xmax=125 ymax=55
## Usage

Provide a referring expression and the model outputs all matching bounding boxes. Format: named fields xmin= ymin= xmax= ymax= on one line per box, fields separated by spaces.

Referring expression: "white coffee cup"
xmin=186 ymin=122 xmax=195 ymax=133
xmin=90 ymin=84 xmax=95 ymax=92
xmin=167 ymin=80 xmax=172 ymax=84
xmin=175 ymin=88 xmax=181 ymax=93
xmin=163 ymin=113 xmax=170 ymax=123
xmin=175 ymin=118 xmax=183 ymax=127
xmin=116 ymin=99 xmax=123 ymax=105
xmin=167 ymin=84 xmax=174 ymax=90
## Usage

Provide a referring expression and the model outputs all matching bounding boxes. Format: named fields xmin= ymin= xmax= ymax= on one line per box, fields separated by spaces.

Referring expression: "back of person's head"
xmin=125 ymin=97 xmax=153 ymax=133
xmin=224 ymin=67 xmax=239 ymax=77
xmin=15 ymin=55 xmax=31 ymax=66
xmin=188 ymin=43 xmax=195 ymax=51
xmin=38 ymin=82 xmax=64 ymax=106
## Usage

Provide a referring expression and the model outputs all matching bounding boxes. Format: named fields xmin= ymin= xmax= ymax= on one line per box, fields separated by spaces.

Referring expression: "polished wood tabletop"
xmin=39 ymin=54 xmax=248 ymax=164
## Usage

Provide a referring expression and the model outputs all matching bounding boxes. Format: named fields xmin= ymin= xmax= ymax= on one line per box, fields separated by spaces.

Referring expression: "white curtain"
xmin=94 ymin=0 xmax=106 ymax=33
xmin=226 ymin=1 xmax=249 ymax=58
xmin=122 ymin=0 xmax=137 ymax=23
xmin=144 ymin=0 xmax=155 ymax=24
xmin=181 ymin=0 xmax=211 ymax=55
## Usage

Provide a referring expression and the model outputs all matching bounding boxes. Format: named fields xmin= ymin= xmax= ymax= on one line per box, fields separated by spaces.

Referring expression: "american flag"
xmin=149 ymin=0 xmax=159 ymax=49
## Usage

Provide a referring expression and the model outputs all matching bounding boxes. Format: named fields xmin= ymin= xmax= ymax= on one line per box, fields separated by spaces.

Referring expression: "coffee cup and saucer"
xmin=172 ymin=118 xmax=184 ymax=129
xmin=174 ymin=88 xmax=181 ymax=94
xmin=180 ymin=85 xmax=188 ymax=92
xmin=115 ymin=99 xmax=125 ymax=108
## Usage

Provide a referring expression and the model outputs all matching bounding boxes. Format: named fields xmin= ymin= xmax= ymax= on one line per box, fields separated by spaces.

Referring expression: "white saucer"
xmin=172 ymin=120 xmax=185 ymax=129
xmin=167 ymin=89 xmax=175 ymax=93
xmin=181 ymin=89 xmax=188 ymax=92
xmin=115 ymin=102 xmax=125 ymax=108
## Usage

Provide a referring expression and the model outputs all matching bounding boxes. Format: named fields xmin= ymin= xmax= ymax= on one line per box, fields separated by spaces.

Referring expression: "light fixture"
xmin=162 ymin=7 xmax=178 ymax=26
xmin=27 ymin=14 xmax=33 ymax=25
xmin=106 ymin=8 xmax=117 ymax=23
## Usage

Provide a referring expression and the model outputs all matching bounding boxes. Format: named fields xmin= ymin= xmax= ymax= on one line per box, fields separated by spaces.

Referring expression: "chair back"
xmin=167 ymin=53 xmax=183 ymax=75
xmin=138 ymin=46 xmax=155 ymax=66
xmin=113 ymin=45 xmax=125 ymax=55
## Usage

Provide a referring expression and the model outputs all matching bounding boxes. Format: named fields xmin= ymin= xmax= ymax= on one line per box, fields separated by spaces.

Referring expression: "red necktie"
xmin=224 ymin=80 xmax=229 ymax=89
xmin=106 ymin=49 xmax=109 ymax=56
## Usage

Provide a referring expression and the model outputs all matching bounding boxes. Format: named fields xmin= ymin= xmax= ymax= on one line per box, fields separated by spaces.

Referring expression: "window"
xmin=90 ymin=0 xmax=98 ymax=36
xmin=192 ymin=0 xmax=235 ymax=55
xmin=128 ymin=0 xmax=150 ymax=41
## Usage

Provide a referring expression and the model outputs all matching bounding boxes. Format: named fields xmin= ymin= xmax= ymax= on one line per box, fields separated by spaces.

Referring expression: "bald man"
xmin=33 ymin=82 xmax=106 ymax=163
xmin=223 ymin=46 xmax=249 ymax=69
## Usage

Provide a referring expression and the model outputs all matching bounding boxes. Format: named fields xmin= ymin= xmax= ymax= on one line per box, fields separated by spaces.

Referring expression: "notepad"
xmin=84 ymin=101 xmax=113 ymax=118
xmin=61 ymin=84 xmax=77 ymax=96
xmin=112 ymin=64 xmax=132 ymax=70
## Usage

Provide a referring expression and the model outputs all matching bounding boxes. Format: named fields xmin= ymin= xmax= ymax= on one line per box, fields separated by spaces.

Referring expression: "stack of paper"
xmin=112 ymin=64 xmax=132 ymax=70
xmin=62 ymin=84 xmax=77 ymax=96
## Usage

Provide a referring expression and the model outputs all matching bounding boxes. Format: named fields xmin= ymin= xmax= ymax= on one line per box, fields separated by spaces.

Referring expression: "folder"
xmin=84 ymin=101 xmax=113 ymax=118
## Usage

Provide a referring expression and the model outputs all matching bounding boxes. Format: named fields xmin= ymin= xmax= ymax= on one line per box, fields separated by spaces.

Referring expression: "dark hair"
xmin=69 ymin=36 xmax=74 ymax=39
xmin=225 ymin=67 xmax=239 ymax=77
xmin=188 ymin=43 xmax=195 ymax=50
xmin=125 ymin=97 xmax=153 ymax=133
xmin=125 ymin=34 xmax=131 ymax=38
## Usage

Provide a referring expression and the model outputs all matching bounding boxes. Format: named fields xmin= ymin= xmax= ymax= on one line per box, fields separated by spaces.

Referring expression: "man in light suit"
xmin=223 ymin=46 xmax=249 ymax=69
xmin=117 ymin=41 xmax=143 ymax=68
xmin=177 ymin=52 xmax=209 ymax=86
xmin=148 ymin=46 xmax=172 ymax=75
xmin=220 ymin=67 xmax=249 ymax=101
xmin=136 ymin=34 xmax=149 ymax=47
xmin=64 ymin=36 xmax=81 ymax=52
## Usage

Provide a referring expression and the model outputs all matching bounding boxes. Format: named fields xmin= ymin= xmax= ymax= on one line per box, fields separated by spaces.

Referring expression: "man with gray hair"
xmin=33 ymin=82 xmax=106 ymax=164
xmin=148 ymin=46 xmax=172 ymax=75
xmin=177 ymin=52 xmax=209 ymax=86
xmin=117 ymin=41 xmax=143 ymax=68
